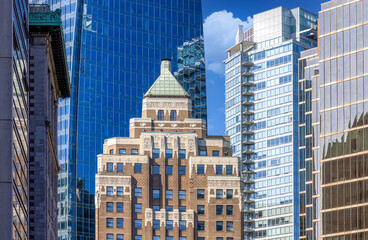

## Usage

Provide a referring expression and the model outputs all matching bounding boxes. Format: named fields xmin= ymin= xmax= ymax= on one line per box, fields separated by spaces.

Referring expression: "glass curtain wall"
xmin=32 ymin=0 xmax=206 ymax=239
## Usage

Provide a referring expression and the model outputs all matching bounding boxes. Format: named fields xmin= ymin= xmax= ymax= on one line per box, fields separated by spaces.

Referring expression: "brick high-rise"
xmin=95 ymin=59 xmax=243 ymax=240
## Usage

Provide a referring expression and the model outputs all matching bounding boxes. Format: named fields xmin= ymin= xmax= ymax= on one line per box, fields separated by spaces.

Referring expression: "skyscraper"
xmin=31 ymin=0 xmax=206 ymax=239
xmin=0 ymin=0 xmax=29 ymax=239
xmin=224 ymin=7 xmax=317 ymax=239
xmin=95 ymin=59 xmax=242 ymax=240
xmin=299 ymin=0 xmax=368 ymax=239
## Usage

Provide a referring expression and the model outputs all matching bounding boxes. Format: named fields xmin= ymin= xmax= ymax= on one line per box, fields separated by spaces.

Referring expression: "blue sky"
xmin=203 ymin=0 xmax=325 ymax=135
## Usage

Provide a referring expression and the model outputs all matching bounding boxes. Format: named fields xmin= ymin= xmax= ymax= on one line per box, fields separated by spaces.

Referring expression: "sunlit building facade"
xmin=299 ymin=0 xmax=368 ymax=239
xmin=32 ymin=0 xmax=206 ymax=239
xmin=224 ymin=7 xmax=317 ymax=240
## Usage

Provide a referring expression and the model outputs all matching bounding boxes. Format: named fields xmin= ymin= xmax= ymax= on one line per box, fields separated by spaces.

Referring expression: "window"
xmin=179 ymin=220 xmax=186 ymax=230
xmin=117 ymin=163 xmax=123 ymax=172
xmin=179 ymin=149 xmax=186 ymax=158
xmin=153 ymin=190 xmax=160 ymax=199
xmin=226 ymin=221 xmax=233 ymax=231
xmin=109 ymin=149 xmax=114 ymax=154
xmin=165 ymin=149 xmax=173 ymax=158
xmin=106 ymin=186 xmax=113 ymax=196
xmin=170 ymin=110 xmax=177 ymax=121
xmin=179 ymin=166 xmax=186 ymax=175
xmin=119 ymin=148 xmax=126 ymax=154
xmin=117 ymin=218 xmax=124 ymax=228
xmin=199 ymin=150 xmax=207 ymax=156
xmin=117 ymin=234 xmax=124 ymax=240
xmin=179 ymin=190 xmax=186 ymax=199
xmin=197 ymin=221 xmax=205 ymax=231
xmin=197 ymin=205 xmax=205 ymax=215
xmin=198 ymin=238 xmax=205 ymax=240
xmin=216 ymin=165 xmax=223 ymax=175
xmin=213 ymin=150 xmax=220 ymax=156
xmin=135 ymin=236 xmax=142 ymax=240
xmin=226 ymin=190 xmax=233 ymax=199
xmin=135 ymin=219 xmax=142 ymax=229
xmin=117 ymin=202 xmax=124 ymax=212
xmin=217 ymin=238 xmax=223 ymax=240
xmin=166 ymin=190 xmax=173 ymax=199
xmin=216 ymin=221 xmax=223 ymax=231
xmin=197 ymin=189 xmax=205 ymax=199
xmin=158 ymin=110 xmax=164 ymax=121
xmin=216 ymin=205 xmax=223 ymax=215
xmin=152 ymin=148 xmax=160 ymax=158
xmin=131 ymin=149 xmax=138 ymax=155
xmin=135 ymin=188 xmax=142 ymax=197
xmin=117 ymin=187 xmax=123 ymax=196
xmin=153 ymin=165 xmax=160 ymax=175
xmin=166 ymin=165 xmax=173 ymax=175
xmin=135 ymin=203 xmax=142 ymax=213
xmin=106 ymin=218 xmax=113 ymax=227
xmin=106 ymin=202 xmax=113 ymax=212
xmin=153 ymin=236 xmax=160 ymax=240
xmin=166 ymin=205 xmax=173 ymax=212
xmin=107 ymin=234 xmax=113 ymax=240
xmin=216 ymin=189 xmax=223 ymax=199
xmin=134 ymin=163 xmax=142 ymax=173
xmin=226 ymin=205 xmax=233 ymax=215
xmin=226 ymin=165 xmax=233 ymax=175
xmin=107 ymin=162 xmax=113 ymax=172
xmin=179 ymin=237 xmax=187 ymax=240
xmin=179 ymin=206 xmax=186 ymax=212
xmin=166 ymin=220 xmax=173 ymax=229
xmin=197 ymin=164 xmax=205 ymax=174
xmin=226 ymin=238 xmax=233 ymax=240
xmin=166 ymin=237 xmax=173 ymax=240
xmin=153 ymin=220 xmax=160 ymax=229
xmin=153 ymin=205 xmax=160 ymax=211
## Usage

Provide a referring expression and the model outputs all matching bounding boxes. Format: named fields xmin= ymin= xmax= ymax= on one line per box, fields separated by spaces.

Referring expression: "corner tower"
xmin=130 ymin=59 xmax=206 ymax=138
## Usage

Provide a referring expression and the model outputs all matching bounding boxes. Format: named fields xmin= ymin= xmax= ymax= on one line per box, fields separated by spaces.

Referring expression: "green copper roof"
xmin=29 ymin=5 xmax=70 ymax=98
xmin=144 ymin=59 xmax=190 ymax=98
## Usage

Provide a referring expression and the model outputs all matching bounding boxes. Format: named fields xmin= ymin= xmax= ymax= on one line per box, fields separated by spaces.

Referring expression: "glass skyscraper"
xmin=224 ymin=7 xmax=317 ymax=240
xmin=299 ymin=0 xmax=368 ymax=239
xmin=33 ymin=0 xmax=206 ymax=239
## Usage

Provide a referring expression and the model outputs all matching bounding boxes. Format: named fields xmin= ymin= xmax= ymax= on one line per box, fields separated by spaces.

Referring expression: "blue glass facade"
xmin=34 ymin=0 xmax=206 ymax=239
xmin=225 ymin=7 xmax=317 ymax=240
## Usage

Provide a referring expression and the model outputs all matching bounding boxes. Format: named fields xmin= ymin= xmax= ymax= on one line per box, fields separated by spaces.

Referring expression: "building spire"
xmin=144 ymin=59 xmax=190 ymax=98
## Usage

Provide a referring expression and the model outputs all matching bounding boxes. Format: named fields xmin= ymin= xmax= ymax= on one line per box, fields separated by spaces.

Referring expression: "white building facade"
xmin=224 ymin=7 xmax=317 ymax=240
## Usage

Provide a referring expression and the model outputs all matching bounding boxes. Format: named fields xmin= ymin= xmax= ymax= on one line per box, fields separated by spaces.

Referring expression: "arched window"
xmin=158 ymin=110 xmax=164 ymax=121
xmin=170 ymin=110 xmax=177 ymax=121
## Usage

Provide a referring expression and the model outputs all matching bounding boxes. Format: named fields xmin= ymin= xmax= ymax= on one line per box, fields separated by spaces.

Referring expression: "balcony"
xmin=243 ymin=188 xmax=256 ymax=194
xmin=243 ymin=140 xmax=254 ymax=145
xmin=243 ymin=168 xmax=255 ymax=174
xmin=242 ymin=69 xmax=254 ymax=76
xmin=242 ymin=78 xmax=255 ymax=87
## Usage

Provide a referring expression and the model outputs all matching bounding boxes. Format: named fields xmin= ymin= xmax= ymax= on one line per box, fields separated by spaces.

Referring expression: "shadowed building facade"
xmin=95 ymin=59 xmax=243 ymax=240
xmin=298 ymin=0 xmax=368 ymax=239
xmin=28 ymin=5 xmax=70 ymax=240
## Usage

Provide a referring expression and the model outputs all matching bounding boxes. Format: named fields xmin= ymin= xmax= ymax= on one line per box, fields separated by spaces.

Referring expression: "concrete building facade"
xmin=224 ymin=7 xmax=318 ymax=240
xmin=298 ymin=0 xmax=368 ymax=239
xmin=0 ymin=0 xmax=29 ymax=239
xmin=28 ymin=5 xmax=70 ymax=240
xmin=95 ymin=59 xmax=243 ymax=240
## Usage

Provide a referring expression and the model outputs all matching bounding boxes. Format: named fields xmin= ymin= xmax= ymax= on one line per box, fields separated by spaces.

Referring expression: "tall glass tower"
xmin=224 ymin=7 xmax=317 ymax=240
xmin=299 ymin=0 xmax=368 ymax=239
xmin=34 ymin=0 xmax=206 ymax=239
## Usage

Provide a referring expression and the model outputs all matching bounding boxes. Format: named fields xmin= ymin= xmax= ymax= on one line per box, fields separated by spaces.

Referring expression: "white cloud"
xmin=204 ymin=11 xmax=252 ymax=76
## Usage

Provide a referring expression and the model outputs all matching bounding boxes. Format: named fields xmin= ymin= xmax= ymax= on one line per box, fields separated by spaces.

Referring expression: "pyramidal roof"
xmin=144 ymin=59 xmax=190 ymax=98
